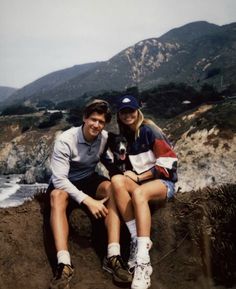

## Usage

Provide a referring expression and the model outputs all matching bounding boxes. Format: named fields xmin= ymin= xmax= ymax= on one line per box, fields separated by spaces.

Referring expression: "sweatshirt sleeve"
xmin=152 ymin=138 xmax=178 ymax=181
xmin=50 ymin=139 xmax=88 ymax=204
xmin=149 ymin=126 xmax=178 ymax=182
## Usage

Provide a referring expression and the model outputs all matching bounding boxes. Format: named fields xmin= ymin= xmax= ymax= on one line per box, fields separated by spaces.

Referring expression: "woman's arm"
xmin=124 ymin=169 xmax=154 ymax=184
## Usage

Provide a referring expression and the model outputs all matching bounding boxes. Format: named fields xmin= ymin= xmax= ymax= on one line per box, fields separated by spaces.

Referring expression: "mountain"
xmin=0 ymin=86 xmax=17 ymax=102
xmin=141 ymin=22 xmax=236 ymax=89
xmin=3 ymin=21 xmax=236 ymax=107
xmin=3 ymin=62 xmax=102 ymax=107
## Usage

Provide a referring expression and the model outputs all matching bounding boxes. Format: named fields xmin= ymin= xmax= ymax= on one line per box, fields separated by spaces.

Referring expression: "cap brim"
xmin=118 ymin=104 xmax=139 ymax=111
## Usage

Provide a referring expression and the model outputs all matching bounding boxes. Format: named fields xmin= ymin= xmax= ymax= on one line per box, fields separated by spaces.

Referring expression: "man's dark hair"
xmin=83 ymin=99 xmax=112 ymax=123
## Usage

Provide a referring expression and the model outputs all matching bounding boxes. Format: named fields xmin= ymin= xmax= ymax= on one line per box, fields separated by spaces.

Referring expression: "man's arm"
xmin=51 ymin=139 xmax=109 ymax=218
xmin=51 ymin=139 xmax=88 ymax=204
xmin=82 ymin=196 xmax=109 ymax=219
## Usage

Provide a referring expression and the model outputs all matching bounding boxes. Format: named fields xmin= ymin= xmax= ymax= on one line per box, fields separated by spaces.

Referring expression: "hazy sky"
xmin=0 ymin=0 xmax=235 ymax=88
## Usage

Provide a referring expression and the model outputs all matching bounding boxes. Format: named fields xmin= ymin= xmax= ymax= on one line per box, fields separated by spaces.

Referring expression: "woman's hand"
xmin=82 ymin=196 xmax=109 ymax=219
xmin=124 ymin=170 xmax=139 ymax=183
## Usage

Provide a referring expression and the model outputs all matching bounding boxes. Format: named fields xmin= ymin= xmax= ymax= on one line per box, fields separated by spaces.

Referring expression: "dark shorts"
xmin=46 ymin=172 xmax=109 ymax=199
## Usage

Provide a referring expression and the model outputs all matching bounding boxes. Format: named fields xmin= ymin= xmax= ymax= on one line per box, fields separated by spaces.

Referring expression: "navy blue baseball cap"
xmin=117 ymin=95 xmax=140 ymax=112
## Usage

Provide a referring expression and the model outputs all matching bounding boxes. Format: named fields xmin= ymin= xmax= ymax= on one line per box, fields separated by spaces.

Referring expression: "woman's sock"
xmin=126 ymin=219 xmax=137 ymax=241
xmin=136 ymin=237 xmax=152 ymax=264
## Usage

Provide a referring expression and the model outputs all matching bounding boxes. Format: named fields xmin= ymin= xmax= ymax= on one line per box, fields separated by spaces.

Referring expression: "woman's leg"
xmin=112 ymin=175 xmax=140 ymax=270
xmin=132 ymin=179 xmax=168 ymax=236
xmin=131 ymin=180 xmax=168 ymax=289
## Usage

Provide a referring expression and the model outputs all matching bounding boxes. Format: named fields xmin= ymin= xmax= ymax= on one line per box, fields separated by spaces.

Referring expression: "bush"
xmin=49 ymin=111 xmax=63 ymax=121
xmin=21 ymin=126 xmax=30 ymax=133
xmin=1 ymin=104 xmax=37 ymax=115
xmin=36 ymin=100 xmax=55 ymax=109
xmin=37 ymin=111 xmax=63 ymax=129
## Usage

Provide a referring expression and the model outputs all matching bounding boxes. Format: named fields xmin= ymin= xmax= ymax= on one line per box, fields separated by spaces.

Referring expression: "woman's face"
xmin=118 ymin=108 xmax=138 ymax=127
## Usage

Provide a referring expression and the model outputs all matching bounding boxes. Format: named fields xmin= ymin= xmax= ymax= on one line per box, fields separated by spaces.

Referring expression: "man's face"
xmin=83 ymin=112 xmax=106 ymax=141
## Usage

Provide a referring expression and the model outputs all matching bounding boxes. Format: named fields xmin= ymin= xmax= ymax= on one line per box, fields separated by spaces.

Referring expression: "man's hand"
xmin=82 ymin=196 xmax=109 ymax=219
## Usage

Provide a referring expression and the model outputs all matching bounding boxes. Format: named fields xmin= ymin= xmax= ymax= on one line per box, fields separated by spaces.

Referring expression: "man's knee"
xmin=50 ymin=189 xmax=69 ymax=209
xmin=111 ymin=174 xmax=126 ymax=189
xmin=97 ymin=180 xmax=111 ymax=199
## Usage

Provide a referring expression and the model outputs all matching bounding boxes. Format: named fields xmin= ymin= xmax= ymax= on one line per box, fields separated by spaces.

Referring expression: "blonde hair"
xmin=118 ymin=109 xmax=163 ymax=139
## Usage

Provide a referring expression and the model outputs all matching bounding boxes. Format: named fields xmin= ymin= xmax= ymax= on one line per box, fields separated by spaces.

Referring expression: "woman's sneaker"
xmin=128 ymin=239 xmax=137 ymax=272
xmin=131 ymin=262 xmax=153 ymax=289
xmin=49 ymin=263 xmax=74 ymax=289
xmin=102 ymin=255 xmax=133 ymax=284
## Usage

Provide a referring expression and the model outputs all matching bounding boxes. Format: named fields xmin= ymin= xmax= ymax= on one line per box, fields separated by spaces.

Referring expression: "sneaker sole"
xmin=131 ymin=280 xmax=151 ymax=289
xmin=102 ymin=264 xmax=114 ymax=275
xmin=102 ymin=265 xmax=132 ymax=285
xmin=49 ymin=274 xmax=73 ymax=289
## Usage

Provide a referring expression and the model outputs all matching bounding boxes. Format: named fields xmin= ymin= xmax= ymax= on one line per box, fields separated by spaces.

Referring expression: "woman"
xmin=111 ymin=95 xmax=178 ymax=289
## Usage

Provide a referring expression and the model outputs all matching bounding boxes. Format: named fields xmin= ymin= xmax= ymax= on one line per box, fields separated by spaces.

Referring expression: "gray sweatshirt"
xmin=50 ymin=126 xmax=108 ymax=204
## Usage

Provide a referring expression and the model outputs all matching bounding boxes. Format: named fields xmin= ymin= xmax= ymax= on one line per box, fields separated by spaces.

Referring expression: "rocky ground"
xmin=164 ymin=101 xmax=236 ymax=191
xmin=0 ymin=184 xmax=236 ymax=289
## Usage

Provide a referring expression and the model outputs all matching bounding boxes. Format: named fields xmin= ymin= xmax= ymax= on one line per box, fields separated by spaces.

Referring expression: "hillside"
xmin=2 ymin=62 xmax=102 ymax=107
xmin=164 ymin=99 xmax=236 ymax=191
xmin=0 ymin=99 xmax=235 ymax=190
xmin=0 ymin=86 xmax=17 ymax=102
xmin=2 ymin=21 xmax=236 ymax=107
xmin=141 ymin=22 xmax=236 ymax=90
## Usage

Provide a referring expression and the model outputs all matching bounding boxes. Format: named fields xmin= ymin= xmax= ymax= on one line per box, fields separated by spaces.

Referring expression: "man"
xmin=47 ymin=99 xmax=132 ymax=289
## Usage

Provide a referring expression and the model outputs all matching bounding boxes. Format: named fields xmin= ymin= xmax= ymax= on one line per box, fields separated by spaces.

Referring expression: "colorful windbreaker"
xmin=126 ymin=124 xmax=178 ymax=182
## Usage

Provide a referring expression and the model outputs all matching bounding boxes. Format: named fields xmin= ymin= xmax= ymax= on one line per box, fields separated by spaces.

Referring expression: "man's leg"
xmin=49 ymin=189 xmax=74 ymax=289
xmin=97 ymin=180 xmax=132 ymax=284
xmin=50 ymin=189 xmax=70 ymax=262
xmin=111 ymin=175 xmax=136 ymax=222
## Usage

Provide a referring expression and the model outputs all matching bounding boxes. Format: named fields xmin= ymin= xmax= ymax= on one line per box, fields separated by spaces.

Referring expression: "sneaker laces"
xmin=134 ymin=263 xmax=151 ymax=281
xmin=110 ymin=255 xmax=127 ymax=271
xmin=54 ymin=263 xmax=73 ymax=280
xmin=129 ymin=239 xmax=137 ymax=262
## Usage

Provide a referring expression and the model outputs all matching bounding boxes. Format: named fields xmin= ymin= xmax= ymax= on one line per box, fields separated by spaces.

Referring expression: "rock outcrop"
xmin=0 ymin=184 xmax=235 ymax=289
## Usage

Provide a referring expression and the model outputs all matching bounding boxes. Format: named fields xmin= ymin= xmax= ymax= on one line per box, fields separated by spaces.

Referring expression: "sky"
xmin=0 ymin=0 xmax=235 ymax=88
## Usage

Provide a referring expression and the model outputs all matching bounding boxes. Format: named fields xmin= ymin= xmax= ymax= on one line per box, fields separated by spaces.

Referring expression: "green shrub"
xmin=1 ymin=104 xmax=37 ymax=115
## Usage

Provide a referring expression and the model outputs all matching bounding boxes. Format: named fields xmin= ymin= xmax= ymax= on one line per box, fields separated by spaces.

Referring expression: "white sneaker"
xmin=128 ymin=239 xmax=137 ymax=271
xmin=131 ymin=262 xmax=153 ymax=289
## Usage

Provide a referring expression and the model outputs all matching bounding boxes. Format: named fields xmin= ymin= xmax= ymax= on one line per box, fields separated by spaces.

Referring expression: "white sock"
xmin=126 ymin=219 xmax=137 ymax=241
xmin=57 ymin=250 xmax=71 ymax=265
xmin=107 ymin=242 xmax=120 ymax=258
xmin=136 ymin=237 xmax=152 ymax=264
